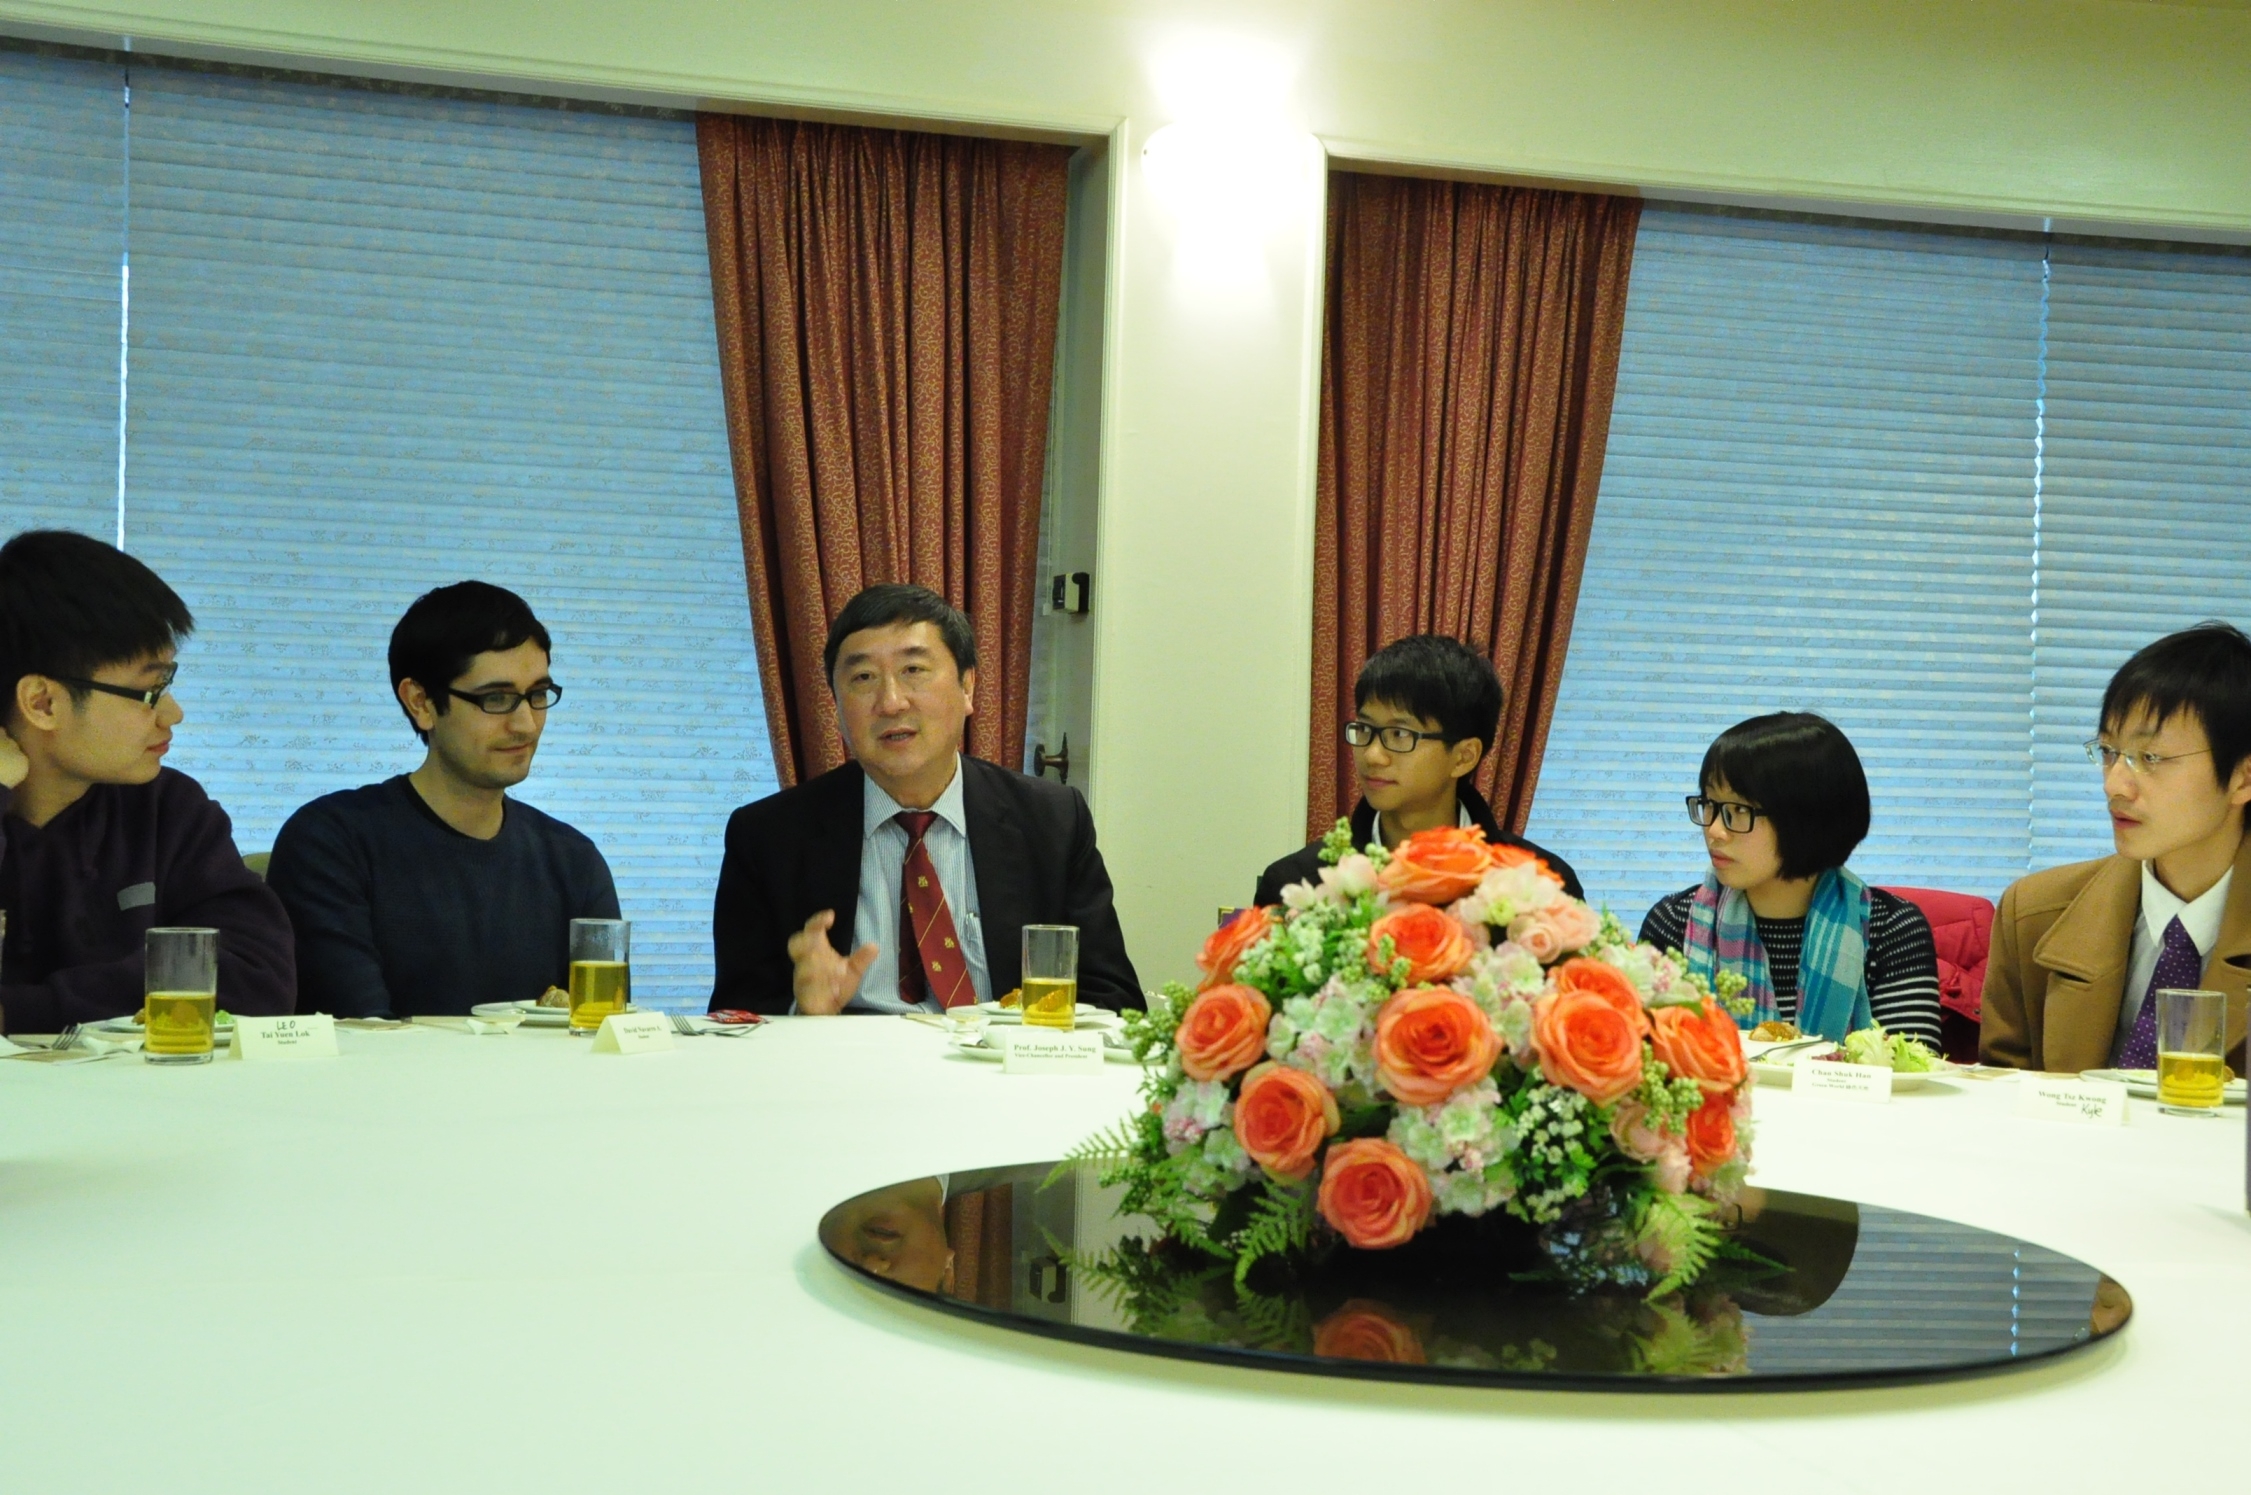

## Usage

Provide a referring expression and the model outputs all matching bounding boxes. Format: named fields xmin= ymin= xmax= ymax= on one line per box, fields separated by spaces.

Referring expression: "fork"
xmin=47 ymin=1024 xmax=82 ymax=1053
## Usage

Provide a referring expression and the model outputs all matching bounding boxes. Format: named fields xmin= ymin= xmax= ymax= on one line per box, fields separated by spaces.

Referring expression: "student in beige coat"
xmin=1983 ymin=624 xmax=2251 ymax=1074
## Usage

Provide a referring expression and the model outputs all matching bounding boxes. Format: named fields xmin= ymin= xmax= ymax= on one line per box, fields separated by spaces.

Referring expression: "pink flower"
xmin=1609 ymin=1099 xmax=1670 ymax=1163
xmin=1546 ymin=901 xmax=1600 ymax=953
xmin=1509 ymin=914 xmax=1564 ymax=963
xmin=1652 ymin=1141 xmax=1692 ymax=1194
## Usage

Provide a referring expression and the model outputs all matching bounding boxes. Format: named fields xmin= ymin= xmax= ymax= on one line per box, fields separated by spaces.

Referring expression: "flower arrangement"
xmin=1068 ymin=822 xmax=1757 ymax=1298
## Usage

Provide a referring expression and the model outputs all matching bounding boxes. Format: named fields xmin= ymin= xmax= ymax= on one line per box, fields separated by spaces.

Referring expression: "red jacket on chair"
xmin=1879 ymin=885 xmax=1995 ymax=1062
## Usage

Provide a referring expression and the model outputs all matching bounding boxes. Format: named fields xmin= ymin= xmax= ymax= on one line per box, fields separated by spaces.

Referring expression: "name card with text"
xmin=2015 ymin=1074 xmax=2130 ymax=1126
xmin=590 ymin=1011 xmax=674 ymax=1055
xmin=1000 ymin=1027 xmax=1107 ymax=1076
xmin=234 ymin=1013 xmax=339 ymax=1062
xmin=1796 ymin=1061 xmax=1893 ymax=1104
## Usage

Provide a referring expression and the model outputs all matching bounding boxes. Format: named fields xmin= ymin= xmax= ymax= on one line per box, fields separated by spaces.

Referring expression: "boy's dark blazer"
xmin=710 ymin=755 xmax=1140 ymax=1016
xmin=1252 ymin=779 xmax=1585 ymax=908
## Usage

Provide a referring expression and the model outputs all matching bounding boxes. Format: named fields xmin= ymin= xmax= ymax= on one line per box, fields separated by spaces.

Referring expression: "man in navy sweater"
xmin=268 ymin=582 xmax=617 ymax=1018
xmin=0 ymin=530 xmax=295 ymax=1035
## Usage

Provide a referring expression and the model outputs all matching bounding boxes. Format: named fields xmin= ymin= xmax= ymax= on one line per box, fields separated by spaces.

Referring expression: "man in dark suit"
xmin=710 ymin=584 xmax=1138 ymax=1016
xmin=1254 ymin=634 xmax=1583 ymax=907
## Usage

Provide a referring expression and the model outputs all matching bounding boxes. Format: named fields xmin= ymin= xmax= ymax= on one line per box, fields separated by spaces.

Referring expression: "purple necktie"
xmin=2117 ymin=915 xmax=2202 ymax=1069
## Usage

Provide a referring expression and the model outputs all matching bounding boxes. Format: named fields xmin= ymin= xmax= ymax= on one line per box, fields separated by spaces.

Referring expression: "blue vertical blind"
xmin=1527 ymin=208 xmax=2044 ymax=925
xmin=1532 ymin=208 xmax=2251 ymax=923
xmin=2032 ymin=239 xmax=2251 ymax=866
xmin=0 ymin=51 xmax=774 ymax=1007
xmin=0 ymin=49 xmax=124 ymax=538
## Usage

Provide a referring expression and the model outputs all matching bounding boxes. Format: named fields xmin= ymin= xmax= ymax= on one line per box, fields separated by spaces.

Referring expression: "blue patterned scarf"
xmin=1682 ymin=866 xmax=1874 ymax=1041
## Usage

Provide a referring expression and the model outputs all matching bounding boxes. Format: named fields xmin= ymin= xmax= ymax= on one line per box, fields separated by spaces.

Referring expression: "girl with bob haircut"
xmin=1639 ymin=712 xmax=1941 ymax=1046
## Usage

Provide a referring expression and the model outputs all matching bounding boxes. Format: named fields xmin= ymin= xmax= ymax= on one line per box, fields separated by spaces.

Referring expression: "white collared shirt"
xmin=847 ymin=757 xmax=990 ymax=1014
xmin=2114 ymin=862 xmax=2232 ymax=1060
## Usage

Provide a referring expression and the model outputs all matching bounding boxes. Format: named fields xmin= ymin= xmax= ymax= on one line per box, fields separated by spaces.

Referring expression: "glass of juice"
xmin=1020 ymin=924 xmax=1079 ymax=1031
xmin=144 ymin=927 xmax=219 ymax=1065
xmin=567 ymin=918 xmax=631 ymax=1035
xmin=2155 ymin=988 xmax=2228 ymax=1117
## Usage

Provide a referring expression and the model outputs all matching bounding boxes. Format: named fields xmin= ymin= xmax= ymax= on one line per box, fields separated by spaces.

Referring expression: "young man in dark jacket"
xmin=1254 ymin=634 xmax=1583 ymax=907
xmin=0 ymin=530 xmax=295 ymax=1034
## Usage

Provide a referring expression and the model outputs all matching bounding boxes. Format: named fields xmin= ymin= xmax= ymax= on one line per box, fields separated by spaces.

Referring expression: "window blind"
xmin=124 ymin=67 xmax=774 ymax=1007
xmin=0 ymin=48 xmax=123 ymax=538
xmin=1525 ymin=207 xmax=2045 ymax=927
xmin=2032 ymin=238 xmax=2251 ymax=867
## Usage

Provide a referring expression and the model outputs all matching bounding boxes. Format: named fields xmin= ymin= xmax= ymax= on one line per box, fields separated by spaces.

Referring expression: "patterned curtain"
xmin=697 ymin=116 xmax=1071 ymax=783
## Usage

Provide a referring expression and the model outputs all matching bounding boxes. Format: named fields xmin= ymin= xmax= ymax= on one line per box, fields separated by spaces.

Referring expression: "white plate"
xmin=469 ymin=1000 xmax=640 ymax=1028
xmin=2081 ymin=1067 xmax=2247 ymax=1105
xmin=974 ymin=1002 xmax=1124 ymax=1031
xmin=1751 ymin=1046 xmax=1956 ymax=1092
xmin=947 ymin=1030 xmax=1140 ymax=1064
xmin=93 ymin=1015 xmax=235 ymax=1036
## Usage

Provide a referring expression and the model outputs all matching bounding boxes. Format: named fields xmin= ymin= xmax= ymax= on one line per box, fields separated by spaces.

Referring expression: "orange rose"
xmin=1685 ymin=1091 xmax=1738 ymax=1177
xmin=1530 ymin=989 xmax=1647 ymax=1106
xmin=1364 ymin=903 xmax=1473 ymax=984
xmin=1175 ymin=984 xmax=1273 ymax=1083
xmin=1488 ymin=842 xmax=1561 ymax=885
xmin=1553 ymin=958 xmax=1651 ymax=1036
xmin=1312 ymin=1301 xmax=1427 ymax=1364
xmin=1650 ymin=999 xmax=1749 ymax=1095
xmin=1317 ymin=1138 xmax=1433 ymax=1249
xmin=1377 ymin=826 xmax=1495 ymax=905
xmin=1373 ymin=987 xmax=1501 ymax=1106
xmin=1232 ymin=1062 xmax=1341 ymax=1181
xmin=1196 ymin=906 xmax=1276 ymax=990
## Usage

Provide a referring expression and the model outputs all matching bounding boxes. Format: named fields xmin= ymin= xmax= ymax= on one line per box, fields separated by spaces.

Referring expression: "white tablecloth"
xmin=1 ymin=1019 xmax=2244 ymax=1494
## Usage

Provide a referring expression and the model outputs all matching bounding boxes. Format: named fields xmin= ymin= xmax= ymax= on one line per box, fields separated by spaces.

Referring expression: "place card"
xmin=233 ymin=1013 xmax=338 ymax=1061
xmin=589 ymin=1011 xmax=674 ymax=1055
xmin=2015 ymin=1074 xmax=2129 ymax=1126
xmin=1796 ymin=1060 xmax=1893 ymax=1103
xmin=999 ymin=1027 xmax=1107 ymax=1076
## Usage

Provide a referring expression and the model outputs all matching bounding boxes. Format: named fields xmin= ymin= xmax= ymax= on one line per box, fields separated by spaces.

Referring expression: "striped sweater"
xmin=1638 ymin=885 xmax=1943 ymax=1048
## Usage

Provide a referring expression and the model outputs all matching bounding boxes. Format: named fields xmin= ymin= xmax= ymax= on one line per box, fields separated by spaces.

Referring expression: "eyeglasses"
xmin=1344 ymin=720 xmax=1448 ymax=754
xmin=51 ymin=669 xmax=177 ymax=710
xmin=1686 ymin=795 xmax=1763 ymax=833
xmin=2083 ymin=739 xmax=2212 ymax=776
xmin=448 ymin=685 xmax=563 ymax=715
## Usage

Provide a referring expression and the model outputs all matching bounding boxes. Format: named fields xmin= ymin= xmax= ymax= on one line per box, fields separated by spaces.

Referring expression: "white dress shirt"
xmin=2113 ymin=862 xmax=2232 ymax=1061
xmin=846 ymin=757 xmax=991 ymax=1014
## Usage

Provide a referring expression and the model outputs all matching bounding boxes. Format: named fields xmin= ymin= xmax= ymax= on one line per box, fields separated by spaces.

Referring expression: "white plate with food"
xmin=1747 ymin=1042 xmax=1956 ymax=1092
xmin=2081 ymin=1067 xmax=2247 ymax=1105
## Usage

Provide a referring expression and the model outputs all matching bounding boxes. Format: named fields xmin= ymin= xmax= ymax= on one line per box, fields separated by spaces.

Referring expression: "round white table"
xmin=2 ymin=1019 xmax=2243 ymax=1493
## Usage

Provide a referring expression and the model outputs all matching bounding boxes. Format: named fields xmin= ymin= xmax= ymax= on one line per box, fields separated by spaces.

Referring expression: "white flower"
xmin=1326 ymin=853 xmax=1379 ymax=897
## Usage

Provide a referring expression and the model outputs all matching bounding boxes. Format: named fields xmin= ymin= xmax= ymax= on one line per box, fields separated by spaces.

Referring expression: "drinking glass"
xmin=568 ymin=919 xmax=631 ymax=1034
xmin=144 ymin=927 xmax=219 ymax=1065
xmin=1020 ymin=925 xmax=1079 ymax=1031
xmin=2155 ymin=988 xmax=2228 ymax=1116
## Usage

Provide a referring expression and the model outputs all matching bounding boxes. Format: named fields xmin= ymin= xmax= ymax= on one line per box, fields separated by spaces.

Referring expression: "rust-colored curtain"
xmin=1308 ymin=174 xmax=1640 ymax=840
xmin=697 ymin=116 xmax=1072 ymax=785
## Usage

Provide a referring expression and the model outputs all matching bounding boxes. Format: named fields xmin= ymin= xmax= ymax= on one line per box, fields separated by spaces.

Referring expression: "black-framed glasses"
xmin=447 ymin=685 xmax=562 ymax=715
xmin=2083 ymin=739 xmax=2211 ymax=776
xmin=51 ymin=669 xmax=177 ymax=710
xmin=1685 ymin=795 xmax=1763 ymax=833
xmin=1344 ymin=720 xmax=1448 ymax=754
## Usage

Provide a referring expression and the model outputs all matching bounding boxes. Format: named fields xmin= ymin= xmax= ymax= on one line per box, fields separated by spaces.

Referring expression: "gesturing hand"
xmin=0 ymin=727 xmax=25 ymax=792
xmin=788 ymin=909 xmax=878 ymax=1016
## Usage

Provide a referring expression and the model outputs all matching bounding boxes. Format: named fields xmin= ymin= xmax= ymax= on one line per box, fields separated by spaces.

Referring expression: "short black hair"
xmin=0 ymin=529 xmax=194 ymax=720
xmin=1700 ymin=712 xmax=1870 ymax=881
xmin=1353 ymin=635 xmax=1504 ymax=762
xmin=2100 ymin=621 xmax=2251 ymax=789
xmin=388 ymin=581 xmax=552 ymax=742
xmin=823 ymin=584 xmax=977 ymax=685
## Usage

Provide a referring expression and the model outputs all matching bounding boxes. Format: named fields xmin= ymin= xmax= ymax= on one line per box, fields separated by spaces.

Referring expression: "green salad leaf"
xmin=1838 ymin=1023 xmax=1937 ymax=1072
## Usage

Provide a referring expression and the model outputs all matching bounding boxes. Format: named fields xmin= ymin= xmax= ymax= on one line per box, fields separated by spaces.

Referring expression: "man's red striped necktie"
xmin=893 ymin=810 xmax=977 ymax=1009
